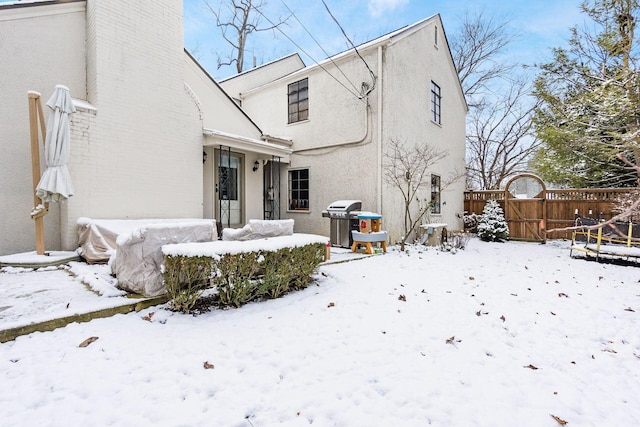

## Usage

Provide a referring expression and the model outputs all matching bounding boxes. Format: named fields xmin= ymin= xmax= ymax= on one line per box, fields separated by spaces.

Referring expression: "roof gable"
xmin=184 ymin=49 xmax=264 ymax=135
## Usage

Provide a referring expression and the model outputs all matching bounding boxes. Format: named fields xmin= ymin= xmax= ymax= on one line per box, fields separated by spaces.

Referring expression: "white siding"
xmin=0 ymin=2 xmax=86 ymax=255
xmin=237 ymin=16 xmax=467 ymax=243
xmin=219 ymin=53 xmax=306 ymax=101
xmin=64 ymin=0 xmax=204 ymax=249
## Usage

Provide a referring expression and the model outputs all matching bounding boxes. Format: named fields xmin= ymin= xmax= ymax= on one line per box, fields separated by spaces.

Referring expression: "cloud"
xmin=367 ymin=0 xmax=409 ymax=18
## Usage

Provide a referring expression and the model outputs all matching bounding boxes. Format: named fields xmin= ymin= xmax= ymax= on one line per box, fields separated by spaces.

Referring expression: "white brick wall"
xmin=63 ymin=0 xmax=204 ymax=249
xmin=0 ymin=2 xmax=86 ymax=255
xmin=0 ymin=0 xmax=205 ymax=254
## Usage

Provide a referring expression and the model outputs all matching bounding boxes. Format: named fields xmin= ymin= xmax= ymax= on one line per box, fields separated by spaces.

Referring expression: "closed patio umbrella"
xmin=35 ymin=85 xmax=76 ymax=203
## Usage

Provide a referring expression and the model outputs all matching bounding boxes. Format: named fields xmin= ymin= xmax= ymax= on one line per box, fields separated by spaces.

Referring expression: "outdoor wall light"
xmin=253 ymin=160 xmax=260 ymax=172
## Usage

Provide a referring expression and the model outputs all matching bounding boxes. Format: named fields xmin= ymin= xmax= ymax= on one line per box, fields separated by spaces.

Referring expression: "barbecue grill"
xmin=321 ymin=200 xmax=362 ymax=248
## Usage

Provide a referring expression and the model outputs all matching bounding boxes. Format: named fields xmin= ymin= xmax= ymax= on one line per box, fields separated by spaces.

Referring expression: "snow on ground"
xmin=0 ymin=262 xmax=128 ymax=330
xmin=1 ymin=239 xmax=639 ymax=426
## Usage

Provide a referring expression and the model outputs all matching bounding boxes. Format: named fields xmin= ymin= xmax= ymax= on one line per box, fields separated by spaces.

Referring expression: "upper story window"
xmin=288 ymin=168 xmax=309 ymax=210
xmin=288 ymin=78 xmax=308 ymax=123
xmin=434 ymin=26 xmax=438 ymax=46
xmin=431 ymin=81 xmax=441 ymax=124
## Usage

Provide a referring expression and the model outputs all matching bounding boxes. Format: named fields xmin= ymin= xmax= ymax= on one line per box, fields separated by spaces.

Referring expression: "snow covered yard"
xmin=0 ymin=239 xmax=639 ymax=426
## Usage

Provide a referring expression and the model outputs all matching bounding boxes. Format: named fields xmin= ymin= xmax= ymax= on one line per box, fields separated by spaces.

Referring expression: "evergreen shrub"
xmin=477 ymin=200 xmax=510 ymax=242
xmin=164 ymin=242 xmax=326 ymax=311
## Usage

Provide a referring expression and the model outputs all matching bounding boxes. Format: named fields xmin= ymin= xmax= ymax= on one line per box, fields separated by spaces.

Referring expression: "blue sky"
xmin=0 ymin=0 xmax=585 ymax=79
xmin=184 ymin=0 xmax=586 ymax=80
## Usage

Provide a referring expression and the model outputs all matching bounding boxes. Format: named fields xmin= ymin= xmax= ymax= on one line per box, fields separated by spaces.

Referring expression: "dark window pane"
xmin=288 ymin=78 xmax=309 ymax=124
xmin=288 ymin=168 xmax=310 ymax=211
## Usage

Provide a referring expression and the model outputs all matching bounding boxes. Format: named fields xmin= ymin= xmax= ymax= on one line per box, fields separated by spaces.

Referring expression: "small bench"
xmin=420 ymin=223 xmax=448 ymax=246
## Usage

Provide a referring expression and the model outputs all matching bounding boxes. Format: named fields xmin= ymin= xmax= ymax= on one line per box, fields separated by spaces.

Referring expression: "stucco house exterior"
xmin=0 ymin=1 xmax=465 ymax=256
xmin=221 ymin=15 xmax=468 ymax=243
xmin=0 ymin=0 xmax=290 ymax=256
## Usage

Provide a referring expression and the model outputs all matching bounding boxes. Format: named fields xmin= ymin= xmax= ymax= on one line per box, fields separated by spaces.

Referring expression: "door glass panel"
xmin=216 ymin=149 xmax=242 ymax=226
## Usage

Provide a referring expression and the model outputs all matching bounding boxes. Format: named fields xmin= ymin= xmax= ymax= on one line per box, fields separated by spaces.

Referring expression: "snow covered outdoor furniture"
xmin=163 ymin=234 xmax=329 ymax=309
xmin=77 ymin=218 xmax=215 ymax=264
xmin=221 ymin=219 xmax=294 ymax=241
xmin=419 ymin=223 xmax=448 ymax=246
xmin=351 ymin=212 xmax=387 ymax=254
xmin=110 ymin=221 xmax=217 ymax=297
xmin=570 ymin=216 xmax=640 ymax=262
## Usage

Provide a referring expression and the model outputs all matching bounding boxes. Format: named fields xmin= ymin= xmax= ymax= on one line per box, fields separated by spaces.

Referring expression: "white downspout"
xmin=377 ymin=45 xmax=383 ymax=214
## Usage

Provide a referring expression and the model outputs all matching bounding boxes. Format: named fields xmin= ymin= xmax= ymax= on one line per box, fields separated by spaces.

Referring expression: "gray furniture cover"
xmin=221 ymin=219 xmax=294 ymax=241
xmin=111 ymin=221 xmax=217 ymax=297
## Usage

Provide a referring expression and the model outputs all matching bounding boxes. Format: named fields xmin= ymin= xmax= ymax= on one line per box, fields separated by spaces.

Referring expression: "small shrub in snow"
xmin=164 ymin=255 xmax=211 ymax=312
xmin=463 ymin=213 xmax=480 ymax=233
xmin=440 ymin=231 xmax=471 ymax=253
xmin=214 ymin=252 xmax=261 ymax=307
xmin=477 ymin=200 xmax=510 ymax=242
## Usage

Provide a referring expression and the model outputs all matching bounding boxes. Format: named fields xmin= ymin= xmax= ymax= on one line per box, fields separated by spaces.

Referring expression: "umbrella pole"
xmin=28 ymin=92 xmax=47 ymax=255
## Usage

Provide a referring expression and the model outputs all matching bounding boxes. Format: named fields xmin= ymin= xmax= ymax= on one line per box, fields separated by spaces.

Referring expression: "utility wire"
xmin=279 ymin=0 xmax=361 ymax=95
xmin=253 ymin=6 xmax=365 ymax=101
xmin=320 ymin=0 xmax=377 ymax=96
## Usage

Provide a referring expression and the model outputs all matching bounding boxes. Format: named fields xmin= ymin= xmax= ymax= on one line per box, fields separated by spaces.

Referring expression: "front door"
xmin=216 ymin=147 xmax=243 ymax=227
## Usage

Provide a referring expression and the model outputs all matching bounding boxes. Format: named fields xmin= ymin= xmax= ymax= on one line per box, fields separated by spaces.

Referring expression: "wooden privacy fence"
xmin=464 ymin=179 xmax=638 ymax=241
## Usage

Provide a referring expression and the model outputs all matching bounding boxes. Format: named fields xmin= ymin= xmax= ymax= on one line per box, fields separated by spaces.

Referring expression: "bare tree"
xmin=383 ymin=138 xmax=449 ymax=250
xmin=466 ymin=79 xmax=542 ymax=190
xmin=450 ymin=11 xmax=518 ymax=107
xmin=204 ymin=0 xmax=289 ymax=74
xmin=450 ymin=11 xmax=540 ymax=190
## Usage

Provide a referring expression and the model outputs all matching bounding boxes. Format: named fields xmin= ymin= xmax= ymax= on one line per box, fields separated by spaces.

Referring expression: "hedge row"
xmin=163 ymin=242 xmax=326 ymax=312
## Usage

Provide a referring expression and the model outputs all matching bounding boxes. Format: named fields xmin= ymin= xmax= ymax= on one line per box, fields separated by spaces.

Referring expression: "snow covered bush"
xmin=463 ymin=213 xmax=481 ymax=233
xmin=440 ymin=231 xmax=471 ymax=253
xmin=163 ymin=241 xmax=326 ymax=311
xmin=477 ymin=200 xmax=509 ymax=242
xmin=164 ymin=255 xmax=211 ymax=312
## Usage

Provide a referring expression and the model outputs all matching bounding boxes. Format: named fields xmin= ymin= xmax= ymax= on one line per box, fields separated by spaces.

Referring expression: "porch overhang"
xmin=203 ymin=128 xmax=292 ymax=161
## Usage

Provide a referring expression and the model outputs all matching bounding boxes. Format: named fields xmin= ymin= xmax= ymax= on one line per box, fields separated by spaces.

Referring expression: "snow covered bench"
xmin=570 ymin=216 xmax=640 ymax=262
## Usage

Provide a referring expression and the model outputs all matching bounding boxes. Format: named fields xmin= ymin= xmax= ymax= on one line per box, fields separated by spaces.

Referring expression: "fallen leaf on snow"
xmin=523 ymin=364 xmax=539 ymax=370
xmin=550 ymin=414 xmax=568 ymax=425
xmin=446 ymin=336 xmax=462 ymax=345
xmin=624 ymin=307 xmax=635 ymax=312
xmin=78 ymin=336 xmax=99 ymax=348
xmin=558 ymin=292 xmax=569 ymax=298
xmin=398 ymin=294 xmax=406 ymax=302
xmin=203 ymin=361 xmax=214 ymax=370
xmin=500 ymin=315 xmax=506 ymax=322
xmin=141 ymin=311 xmax=155 ymax=322
xmin=327 ymin=302 xmax=335 ymax=308
xmin=469 ymin=276 xmax=475 ymax=280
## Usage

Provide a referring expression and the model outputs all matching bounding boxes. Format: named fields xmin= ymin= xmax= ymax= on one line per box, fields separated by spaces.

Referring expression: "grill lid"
xmin=322 ymin=200 xmax=362 ymax=218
